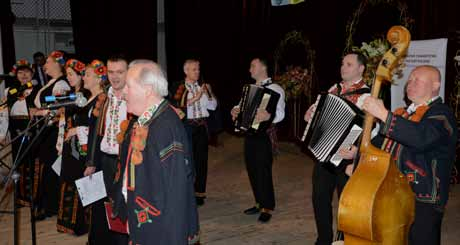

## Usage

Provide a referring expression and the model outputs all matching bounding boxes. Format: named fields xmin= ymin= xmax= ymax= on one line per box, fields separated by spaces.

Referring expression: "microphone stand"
xmin=1 ymin=111 xmax=55 ymax=245
xmin=0 ymin=115 xmax=47 ymax=170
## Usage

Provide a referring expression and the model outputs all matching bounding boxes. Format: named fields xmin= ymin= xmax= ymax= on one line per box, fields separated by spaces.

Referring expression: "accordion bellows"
xmin=303 ymin=94 xmax=364 ymax=166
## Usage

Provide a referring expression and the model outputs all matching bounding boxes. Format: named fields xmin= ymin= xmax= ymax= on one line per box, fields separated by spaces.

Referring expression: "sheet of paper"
xmin=75 ymin=171 xmax=107 ymax=207
xmin=51 ymin=155 xmax=62 ymax=176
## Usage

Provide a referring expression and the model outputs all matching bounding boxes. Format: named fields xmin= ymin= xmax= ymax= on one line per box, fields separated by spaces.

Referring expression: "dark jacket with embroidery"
xmin=372 ymin=98 xmax=457 ymax=208
xmin=111 ymin=100 xmax=199 ymax=244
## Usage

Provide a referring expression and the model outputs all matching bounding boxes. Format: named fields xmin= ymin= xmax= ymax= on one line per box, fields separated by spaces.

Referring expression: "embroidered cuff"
xmin=380 ymin=112 xmax=397 ymax=137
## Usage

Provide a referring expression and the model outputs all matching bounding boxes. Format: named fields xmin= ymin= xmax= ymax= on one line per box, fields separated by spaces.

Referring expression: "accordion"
xmin=234 ymin=84 xmax=280 ymax=134
xmin=302 ymin=93 xmax=364 ymax=166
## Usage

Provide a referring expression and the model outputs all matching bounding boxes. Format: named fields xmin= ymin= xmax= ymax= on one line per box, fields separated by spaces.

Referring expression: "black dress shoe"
xmin=243 ymin=206 xmax=260 ymax=215
xmin=258 ymin=212 xmax=272 ymax=223
xmin=195 ymin=197 xmax=205 ymax=206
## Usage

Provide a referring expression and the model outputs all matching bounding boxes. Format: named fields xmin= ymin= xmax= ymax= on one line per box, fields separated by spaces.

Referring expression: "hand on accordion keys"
xmin=255 ymin=108 xmax=271 ymax=123
xmin=338 ymin=145 xmax=358 ymax=177
xmin=338 ymin=145 xmax=358 ymax=160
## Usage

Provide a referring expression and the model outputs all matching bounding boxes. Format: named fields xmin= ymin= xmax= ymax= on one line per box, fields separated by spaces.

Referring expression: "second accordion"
xmin=302 ymin=93 xmax=364 ymax=166
xmin=234 ymin=84 xmax=280 ymax=134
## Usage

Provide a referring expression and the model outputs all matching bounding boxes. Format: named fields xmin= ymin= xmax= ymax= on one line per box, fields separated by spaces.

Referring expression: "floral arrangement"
xmin=344 ymin=0 xmax=413 ymax=54
xmin=65 ymin=59 xmax=86 ymax=75
xmin=352 ymin=38 xmax=406 ymax=85
xmin=274 ymin=66 xmax=311 ymax=99
xmin=89 ymin=59 xmax=108 ymax=81
xmin=50 ymin=50 xmax=66 ymax=66
xmin=9 ymin=59 xmax=31 ymax=76
xmin=274 ymin=30 xmax=315 ymax=101
xmin=353 ymin=38 xmax=389 ymax=85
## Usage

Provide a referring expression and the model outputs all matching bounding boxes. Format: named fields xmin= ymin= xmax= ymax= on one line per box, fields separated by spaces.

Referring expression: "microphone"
xmin=8 ymin=82 xmax=33 ymax=96
xmin=45 ymin=93 xmax=77 ymax=102
xmin=45 ymin=93 xmax=87 ymax=109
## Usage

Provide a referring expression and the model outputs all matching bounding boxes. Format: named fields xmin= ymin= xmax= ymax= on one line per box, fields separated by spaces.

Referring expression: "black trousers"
xmin=312 ymin=162 xmax=348 ymax=245
xmin=244 ymin=133 xmax=275 ymax=210
xmin=409 ymin=201 xmax=444 ymax=245
xmin=37 ymin=126 xmax=59 ymax=216
xmin=99 ymin=153 xmax=118 ymax=196
xmin=186 ymin=122 xmax=208 ymax=196
xmin=88 ymin=198 xmax=128 ymax=245
xmin=88 ymin=153 xmax=128 ymax=245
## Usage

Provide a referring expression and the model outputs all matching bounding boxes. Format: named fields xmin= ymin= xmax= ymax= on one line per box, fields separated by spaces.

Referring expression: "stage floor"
xmin=1 ymin=133 xmax=459 ymax=244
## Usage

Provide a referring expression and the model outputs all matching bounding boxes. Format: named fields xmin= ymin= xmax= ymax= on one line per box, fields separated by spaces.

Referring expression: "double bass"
xmin=337 ymin=26 xmax=415 ymax=244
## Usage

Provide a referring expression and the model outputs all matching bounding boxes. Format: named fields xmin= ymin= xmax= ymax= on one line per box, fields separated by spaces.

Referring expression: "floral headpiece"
xmin=9 ymin=59 xmax=32 ymax=76
xmin=65 ymin=59 xmax=86 ymax=75
xmin=50 ymin=51 xmax=66 ymax=66
xmin=88 ymin=59 xmax=107 ymax=81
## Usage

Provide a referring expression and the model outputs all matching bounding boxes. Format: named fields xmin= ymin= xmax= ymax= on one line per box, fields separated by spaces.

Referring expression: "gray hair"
xmin=183 ymin=59 xmax=199 ymax=71
xmin=129 ymin=59 xmax=169 ymax=97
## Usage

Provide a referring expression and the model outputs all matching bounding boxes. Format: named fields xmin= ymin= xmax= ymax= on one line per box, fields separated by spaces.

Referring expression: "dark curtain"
xmin=165 ymin=0 xmax=355 ymax=129
xmin=165 ymin=0 xmax=243 ymax=128
xmin=407 ymin=0 xmax=460 ymax=95
xmin=165 ymin=0 xmax=460 ymax=131
xmin=70 ymin=0 xmax=157 ymax=63
xmin=0 ymin=0 xmax=15 ymax=74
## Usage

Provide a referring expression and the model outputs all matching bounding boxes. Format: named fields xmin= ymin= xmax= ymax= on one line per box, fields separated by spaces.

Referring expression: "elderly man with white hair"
xmin=111 ymin=60 xmax=199 ymax=245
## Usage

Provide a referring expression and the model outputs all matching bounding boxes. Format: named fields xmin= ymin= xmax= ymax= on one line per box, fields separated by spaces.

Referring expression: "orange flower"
xmin=130 ymin=124 xmax=149 ymax=165
xmin=131 ymin=151 xmax=143 ymax=165
xmin=117 ymin=120 xmax=130 ymax=144
xmin=132 ymin=127 xmax=148 ymax=151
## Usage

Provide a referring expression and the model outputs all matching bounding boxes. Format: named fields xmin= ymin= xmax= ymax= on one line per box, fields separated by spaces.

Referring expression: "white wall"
xmin=13 ymin=26 xmax=74 ymax=62
xmin=12 ymin=0 xmax=71 ymax=20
